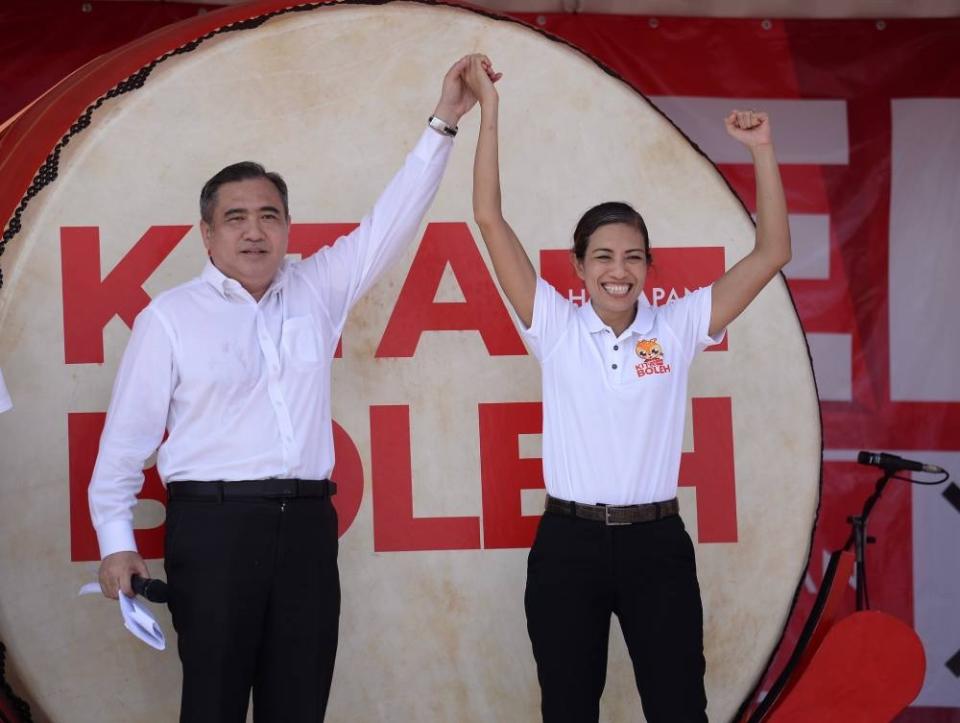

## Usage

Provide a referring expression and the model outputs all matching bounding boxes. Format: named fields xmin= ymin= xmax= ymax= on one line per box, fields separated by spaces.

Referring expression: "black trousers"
xmin=164 ymin=493 xmax=340 ymax=722
xmin=525 ymin=511 xmax=707 ymax=723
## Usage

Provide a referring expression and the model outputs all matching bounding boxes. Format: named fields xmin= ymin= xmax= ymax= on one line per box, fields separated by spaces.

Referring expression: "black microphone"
xmin=131 ymin=574 xmax=169 ymax=604
xmin=857 ymin=451 xmax=945 ymax=475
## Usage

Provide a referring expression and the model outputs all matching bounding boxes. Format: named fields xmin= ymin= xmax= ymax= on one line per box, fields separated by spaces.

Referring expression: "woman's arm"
xmin=709 ymin=110 xmax=792 ymax=337
xmin=465 ymin=56 xmax=538 ymax=328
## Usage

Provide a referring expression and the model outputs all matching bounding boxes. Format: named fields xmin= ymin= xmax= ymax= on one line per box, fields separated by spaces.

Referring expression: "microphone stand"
xmin=843 ymin=468 xmax=895 ymax=611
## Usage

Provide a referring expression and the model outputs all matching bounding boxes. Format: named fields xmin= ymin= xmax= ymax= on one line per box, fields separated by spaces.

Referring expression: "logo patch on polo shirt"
xmin=635 ymin=337 xmax=672 ymax=378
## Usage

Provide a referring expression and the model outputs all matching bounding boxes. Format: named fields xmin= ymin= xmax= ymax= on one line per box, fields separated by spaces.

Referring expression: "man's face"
xmin=200 ymin=177 xmax=290 ymax=300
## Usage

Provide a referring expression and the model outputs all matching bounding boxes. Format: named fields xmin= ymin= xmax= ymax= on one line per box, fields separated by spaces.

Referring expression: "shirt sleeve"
xmin=301 ymin=128 xmax=453 ymax=332
xmin=520 ymin=277 xmax=577 ymax=361
xmin=0 ymin=368 xmax=11 ymax=414
xmin=657 ymin=285 xmax=726 ymax=362
xmin=88 ymin=306 xmax=176 ymax=558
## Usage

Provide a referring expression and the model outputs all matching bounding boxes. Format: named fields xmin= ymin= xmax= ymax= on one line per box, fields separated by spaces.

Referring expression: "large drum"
xmin=0 ymin=2 xmax=820 ymax=720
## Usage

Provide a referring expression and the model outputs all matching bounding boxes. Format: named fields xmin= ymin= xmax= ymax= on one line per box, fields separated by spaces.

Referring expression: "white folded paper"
xmin=78 ymin=581 xmax=166 ymax=650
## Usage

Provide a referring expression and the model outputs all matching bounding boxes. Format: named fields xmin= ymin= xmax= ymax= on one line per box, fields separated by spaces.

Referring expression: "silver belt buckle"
xmin=604 ymin=505 xmax=631 ymax=526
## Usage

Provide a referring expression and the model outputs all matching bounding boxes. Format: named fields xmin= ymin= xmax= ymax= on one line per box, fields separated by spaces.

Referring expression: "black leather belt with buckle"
xmin=545 ymin=494 xmax=679 ymax=525
xmin=167 ymin=479 xmax=337 ymax=500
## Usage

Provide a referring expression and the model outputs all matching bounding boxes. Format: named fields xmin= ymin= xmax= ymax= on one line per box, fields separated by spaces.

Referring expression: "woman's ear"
xmin=570 ymin=250 xmax=585 ymax=280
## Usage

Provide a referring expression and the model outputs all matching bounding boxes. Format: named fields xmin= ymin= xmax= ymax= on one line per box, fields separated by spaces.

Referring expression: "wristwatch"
xmin=428 ymin=115 xmax=458 ymax=137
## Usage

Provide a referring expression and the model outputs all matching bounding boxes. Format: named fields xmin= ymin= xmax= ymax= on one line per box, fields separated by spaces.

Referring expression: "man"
xmin=90 ymin=55 xmax=497 ymax=722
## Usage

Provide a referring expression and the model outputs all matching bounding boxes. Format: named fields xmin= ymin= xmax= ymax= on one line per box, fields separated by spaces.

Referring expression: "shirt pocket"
xmin=281 ymin=315 xmax=323 ymax=367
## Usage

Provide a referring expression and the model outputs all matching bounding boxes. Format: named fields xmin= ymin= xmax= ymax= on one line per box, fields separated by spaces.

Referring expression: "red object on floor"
xmin=768 ymin=611 xmax=925 ymax=723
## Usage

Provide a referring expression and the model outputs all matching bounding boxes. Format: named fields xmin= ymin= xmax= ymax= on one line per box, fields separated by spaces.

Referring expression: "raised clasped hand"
xmin=434 ymin=53 xmax=503 ymax=124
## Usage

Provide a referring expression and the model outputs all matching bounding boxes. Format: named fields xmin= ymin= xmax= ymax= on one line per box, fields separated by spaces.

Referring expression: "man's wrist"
xmin=428 ymin=114 xmax=458 ymax=137
xmin=431 ymin=102 xmax=461 ymax=128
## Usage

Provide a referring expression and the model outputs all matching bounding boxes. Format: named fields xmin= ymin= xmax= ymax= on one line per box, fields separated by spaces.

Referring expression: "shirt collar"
xmin=578 ymin=298 xmax=655 ymax=337
xmin=201 ymin=258 xmax=289 ymax=301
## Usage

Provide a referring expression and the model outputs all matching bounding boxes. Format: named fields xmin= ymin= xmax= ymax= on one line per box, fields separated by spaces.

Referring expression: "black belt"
xmin=167 ymin=479 xmax=336 ymax=501
xmin=545 ymin=494 xmax=678 ymax=526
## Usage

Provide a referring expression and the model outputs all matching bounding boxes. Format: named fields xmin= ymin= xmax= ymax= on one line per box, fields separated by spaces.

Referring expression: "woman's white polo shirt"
xmin=522 ymin=277 xmax=725 ymax=506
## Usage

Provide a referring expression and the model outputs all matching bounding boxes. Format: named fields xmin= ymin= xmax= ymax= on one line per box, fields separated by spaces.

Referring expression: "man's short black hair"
xmin=200 ymin=161 xmax=289 ymax=224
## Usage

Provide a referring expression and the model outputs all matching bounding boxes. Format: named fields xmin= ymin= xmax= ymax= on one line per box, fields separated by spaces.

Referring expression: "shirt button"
xmin=612 ymin=363 xmax=618 ymax=370
xmin=613 ymin=345 xmax=619 ymax=351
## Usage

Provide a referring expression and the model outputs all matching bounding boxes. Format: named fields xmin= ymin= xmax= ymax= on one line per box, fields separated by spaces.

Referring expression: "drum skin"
xmin=0 ymin=3 xmax=820 ymax=721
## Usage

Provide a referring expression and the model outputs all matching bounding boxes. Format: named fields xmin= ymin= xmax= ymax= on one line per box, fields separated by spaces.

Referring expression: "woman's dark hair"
xmin=200 ymin=161 xmax=289 ymax=224
xmin=572 ymin=201 xmax=651 ymax=262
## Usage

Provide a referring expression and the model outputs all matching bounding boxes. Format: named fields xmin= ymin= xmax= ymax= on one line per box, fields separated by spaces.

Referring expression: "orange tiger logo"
xmin=635 ymin=338 xmax=663 ymax=361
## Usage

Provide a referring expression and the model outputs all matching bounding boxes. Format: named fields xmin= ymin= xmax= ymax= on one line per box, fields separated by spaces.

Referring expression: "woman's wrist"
xmin=749 ymin=141 xmax=776 ymax=159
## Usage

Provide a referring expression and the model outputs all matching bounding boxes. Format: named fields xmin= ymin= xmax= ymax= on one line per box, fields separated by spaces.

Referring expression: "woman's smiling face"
xmin=573 ymin=222 xmax=649 ymax=330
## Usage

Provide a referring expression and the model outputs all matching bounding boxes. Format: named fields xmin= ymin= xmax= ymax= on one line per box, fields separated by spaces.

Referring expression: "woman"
xmin=463 ymin=56 xmax=791 ymax=723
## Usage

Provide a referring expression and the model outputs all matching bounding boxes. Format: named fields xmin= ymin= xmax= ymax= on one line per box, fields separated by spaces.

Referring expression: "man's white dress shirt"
xmin=521 ymin=278 xmax=725 ymax=506
xmin=89 ymin=129 xmax=452 ymax=558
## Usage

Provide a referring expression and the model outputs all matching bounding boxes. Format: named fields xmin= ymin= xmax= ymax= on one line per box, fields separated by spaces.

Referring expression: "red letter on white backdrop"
xmin=61 ymin=226 xmax=189 ymax=364
xmin=287 ymin=222 xmax=358 ymax=258
xmin=679 ymin=397 xmax=738 ymax=542
xmin=329 ymin=421 xmax=364 ymax=537
xmin=68 ymin=412 xmax=166 ymax=561
xmin=479 ymin=402 xmax=545 ymax=549
xmin=370 ymin=404 xmax=481 ymax=551
xmin=376 ymin=222 xmax=527 ymax=357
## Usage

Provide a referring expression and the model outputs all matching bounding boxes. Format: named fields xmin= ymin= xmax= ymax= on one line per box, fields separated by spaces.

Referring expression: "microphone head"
xmin=144 ymin=579 xmax=169 ymax=604
xmin=131 ymin=574 xmax=169 ymax=604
